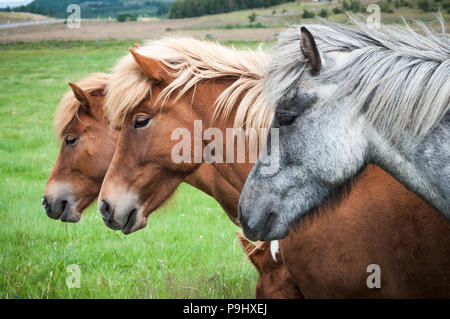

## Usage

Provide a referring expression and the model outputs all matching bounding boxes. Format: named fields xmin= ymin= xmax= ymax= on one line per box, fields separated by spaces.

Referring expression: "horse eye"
xmin=65 ymin=135 xmax=78 ymax=146
xmin=134 ymin=116 xmax=151 ymax=129
xmin=278 ymin=114 xmax=297 ymax=127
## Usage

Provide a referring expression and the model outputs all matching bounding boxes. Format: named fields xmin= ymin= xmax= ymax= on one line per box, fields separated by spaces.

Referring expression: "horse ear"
xmin=129 ymin=48 xmax=168 ymax=82
xmin=300 ymin=27 xmax=322 ymax=75
xmin=68 ymin=82 xmax=93 ymax=110
xmin=236 ymin=232 xmax=265 ymax=273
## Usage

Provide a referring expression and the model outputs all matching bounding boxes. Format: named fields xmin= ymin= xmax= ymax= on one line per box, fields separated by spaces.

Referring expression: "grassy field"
xmin=0 ymin=40 xmax=263 ymax=298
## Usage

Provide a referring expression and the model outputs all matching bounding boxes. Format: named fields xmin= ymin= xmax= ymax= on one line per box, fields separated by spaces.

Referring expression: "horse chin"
xmin=121 ymin=213 xmax=147 ymax=235
xmin=265 ymin=228 xmax=289 ymax=241
xmin=60 ymin=208 xmax=81 ymax=223
xmin=243 ymin=222 xmax=289 ymax=242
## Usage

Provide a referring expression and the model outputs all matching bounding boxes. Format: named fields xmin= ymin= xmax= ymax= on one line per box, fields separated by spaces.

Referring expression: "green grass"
xmin=0 ymin=40 xmax=262 ymax=298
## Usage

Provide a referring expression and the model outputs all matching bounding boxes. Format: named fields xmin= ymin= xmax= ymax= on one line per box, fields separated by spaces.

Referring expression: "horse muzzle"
xmin=99 ymin=197 xmax=147 ymax=234
xmin=41 ymin=193 xmax=80 ymax=223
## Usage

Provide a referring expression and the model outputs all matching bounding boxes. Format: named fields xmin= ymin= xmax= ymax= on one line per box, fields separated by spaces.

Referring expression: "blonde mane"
xmin=236 ymin=231 xmax=268 ymax=258
xmin=54 ymin=73 xmax=110 ymax=138
xmin=105 ymin=37 xmax=272 ymax=132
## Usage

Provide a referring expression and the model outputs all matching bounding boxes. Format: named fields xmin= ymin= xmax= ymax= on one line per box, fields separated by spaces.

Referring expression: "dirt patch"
xmin=0 ymin=19 xmax=281 ymax=42
xmin=0 ymin=12 xmax=49 ymax=25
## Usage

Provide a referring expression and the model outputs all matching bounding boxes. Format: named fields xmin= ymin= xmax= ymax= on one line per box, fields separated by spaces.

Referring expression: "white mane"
xmin=266 ymin=16 xmax=450 ymax=141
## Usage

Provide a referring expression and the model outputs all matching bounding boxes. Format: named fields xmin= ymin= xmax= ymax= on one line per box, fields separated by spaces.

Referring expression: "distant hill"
xmin=1 ymin=0 xmax=175 ymax=18
xmin=0 ymin=1 xmax=33 ymax=9
xmin=169 ymin=0 xmax=295 ymax=19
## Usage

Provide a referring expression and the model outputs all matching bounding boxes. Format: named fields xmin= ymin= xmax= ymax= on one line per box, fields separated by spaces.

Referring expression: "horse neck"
xmin=185 ymin=164 xmax=240 ymax=225
xmin=190 ymin=79 xmax=254 ymax=192
xmin=369 ymin=114 xmax=450 ymax=219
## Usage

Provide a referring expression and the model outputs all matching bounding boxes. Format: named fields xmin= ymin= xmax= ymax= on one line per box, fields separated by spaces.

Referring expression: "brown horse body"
xmin=99 ymin=39 xmax=450 ymax=298
xmin=281 ymin=166 xmax=450 ymax=298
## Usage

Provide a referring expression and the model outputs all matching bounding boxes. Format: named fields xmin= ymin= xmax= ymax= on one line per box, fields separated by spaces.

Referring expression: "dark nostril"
xmin=238 ymin=204 xmax=245 ymax=224
xmin=100 ymin=199 xmax=112 ymax=220
xmin=42 ymin=196 xmax=50 ymax=212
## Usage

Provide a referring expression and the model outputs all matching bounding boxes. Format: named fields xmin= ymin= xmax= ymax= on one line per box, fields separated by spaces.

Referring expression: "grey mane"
xmin=266 ymin=15 xmax=450 ymax=142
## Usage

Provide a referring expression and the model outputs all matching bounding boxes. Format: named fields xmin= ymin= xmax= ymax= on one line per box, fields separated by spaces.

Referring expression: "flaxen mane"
xmin=267 ymin=16 xmax=450 ymax=142
xmin=54 ymin=73 xmax=110 ymax=137
xmin=236 ymin=231 xmax=268 ymax=258
xmin=105 ymin=37 xmax=272 ymax=132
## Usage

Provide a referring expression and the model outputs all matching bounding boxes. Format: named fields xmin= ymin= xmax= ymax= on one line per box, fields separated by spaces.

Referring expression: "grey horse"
xmin=239 ymin=19 xmax=450 ymax=241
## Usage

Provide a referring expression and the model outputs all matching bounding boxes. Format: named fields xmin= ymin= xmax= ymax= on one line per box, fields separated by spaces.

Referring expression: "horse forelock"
xmin=54 ymin=73 xmax=110 ymax=138
xmin=266 ymin=15 xmax=450 ymax=142
xmin=105 ymin=37 xmax=273 ymax=131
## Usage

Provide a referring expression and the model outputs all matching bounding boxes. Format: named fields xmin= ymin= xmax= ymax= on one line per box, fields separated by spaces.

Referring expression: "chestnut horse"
xmin=43 ymin=72 xmax=289 ymax=299
xmin=43 ymin=73 xmax=115 ymax=222
xmin=43 ymin=73 xmax=240 ymax=224
xmin=100 ymin=38 xmax=450 ymax=297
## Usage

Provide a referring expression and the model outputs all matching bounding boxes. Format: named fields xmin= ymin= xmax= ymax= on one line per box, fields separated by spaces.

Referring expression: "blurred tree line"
xmin=169 ymin=0 xmax=295 ymax=19
xmin=0 ymin=0 xmax=173 ymax=19
xmin=1 ymin=4 xmax=53 ymax=16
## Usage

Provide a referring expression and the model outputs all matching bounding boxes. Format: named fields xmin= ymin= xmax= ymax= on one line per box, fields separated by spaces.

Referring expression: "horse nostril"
xmin=238 ymin=204 xmax=246 ymax=224
xmin=42 ymin=196 xmax=50 ymax=212
xmin=100 ymin=199 xmax=112 ymax=220
xmin=61 ymin=200 xmax=68 ymax=211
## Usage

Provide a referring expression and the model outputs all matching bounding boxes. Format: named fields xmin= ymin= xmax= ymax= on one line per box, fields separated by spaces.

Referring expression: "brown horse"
xmin=100 ymin=38 xmax=450 ymax=297
xmin=44 ymin=72 xmax=290 ymax=299
xmin=43 ymin=73 xmax=240 ymax=225
xmin=43 ymin=73 xmax=115 ymax=222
